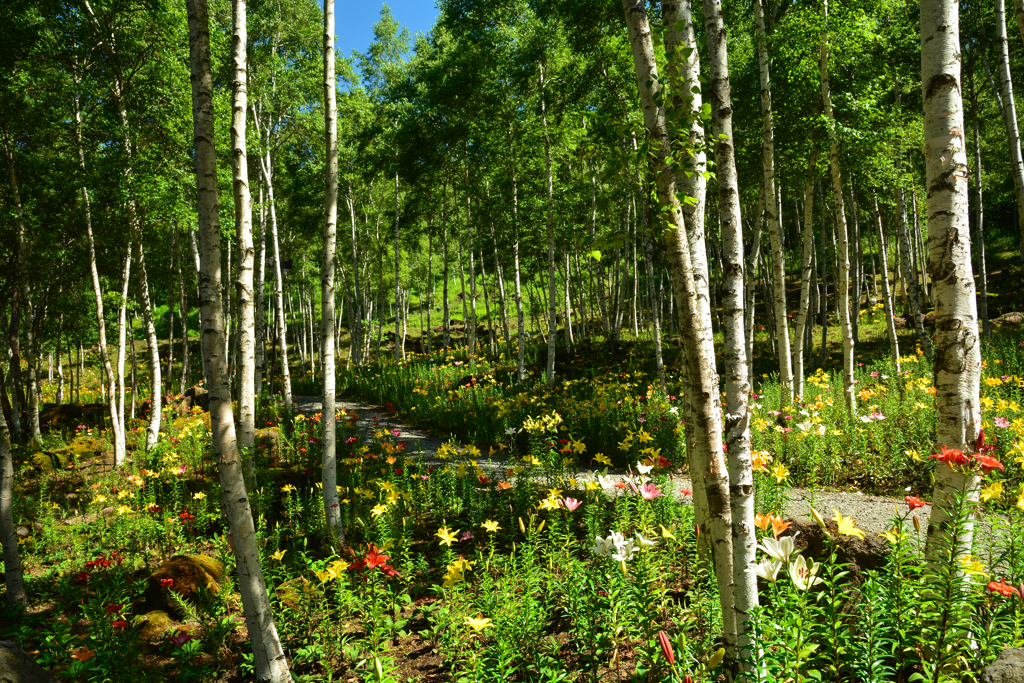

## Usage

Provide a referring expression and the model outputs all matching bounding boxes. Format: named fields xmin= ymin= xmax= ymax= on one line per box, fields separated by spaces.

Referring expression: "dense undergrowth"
xmin=1 ymin=315 xmax=1023 ymax=682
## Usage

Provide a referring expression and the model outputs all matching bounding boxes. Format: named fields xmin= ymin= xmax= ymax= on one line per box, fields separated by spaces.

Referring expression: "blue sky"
xmin=335 ymin=1 xmax=440 ymax=61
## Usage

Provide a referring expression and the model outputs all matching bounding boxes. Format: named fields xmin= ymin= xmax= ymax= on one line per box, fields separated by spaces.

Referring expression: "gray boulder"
xmin=983 ymin=648 xmax=1024 ymax=683
xmin=0 ymin=641 xmax=57 ymax=683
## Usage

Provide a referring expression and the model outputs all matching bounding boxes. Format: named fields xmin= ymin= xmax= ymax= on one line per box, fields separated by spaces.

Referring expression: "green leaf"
xmin=587 ymin=250 xmax=602 ymax=262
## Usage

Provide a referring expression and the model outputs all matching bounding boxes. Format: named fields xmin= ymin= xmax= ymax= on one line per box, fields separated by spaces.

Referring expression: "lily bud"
xmin=657 ymin=630 xmax=675 ymax=665
xmin=912 ymin=514 xmax=921 ymax=533
xmin=518 ymin=517 xmax=526 ymax=534
xmin=810 ymin=507 xmax=827 ymax=529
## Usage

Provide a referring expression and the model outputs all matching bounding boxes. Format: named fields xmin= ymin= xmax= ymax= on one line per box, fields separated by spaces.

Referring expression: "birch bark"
xmin=793 ymin=151 xmax=819 ymax=399
xmin=185 ymin=2 xmax=291 ymax=678
xmin=820 ymin=2 xmax=857 ymax=417
xmin=753 ymin=0 xmax=792 ymax=407
xmin=82 ymin=0 xmax=162 ymax=450
xmin=622 ymin=0 xmax=742 ymax=675
xmin=540 ymin=62 xmax=556 ymax=387
xmin=75 ymin=90 xmax=125 ymax=465
xmin=0 ymin=391 xmax=24 ymax=606
xmin=968 ymin=71 xmax=990 ymax=338
xmin=995 ymin=0 xmax=1024 ymax=267
xmin=872 ymin=195 xmax=901 ymax=371
xmin=322 ymin=0 xmax=343 ymax=543
xmin=231 ymin=0 xmax=257 ymax=478
xmin=701 ymin=0 xmax=758 ymax=666
xmin=921 ymin=0 xmax=983 ymax=561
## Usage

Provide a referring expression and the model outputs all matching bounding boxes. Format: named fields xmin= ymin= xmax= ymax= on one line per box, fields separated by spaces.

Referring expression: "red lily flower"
xmin=904 ymin=496 xmax=927 ymax=511
xmin=105 ymin=603 xmax=123 ymax=613
xmin=111 ymin=619 xmax=128 ymax=631
xmin=987 ymin=578 xmax=1022 ymax=598
xmin=930 ymin=446 xmax=969 ymax=466
xmin=379 ymin=563 xmax=402 ymax=579
xmin=364 ymin=544 xmax=391 ymax=570
xmin=973 ymin=454 xmax=1005 ymax=474
xmin=349 ymin=559 xmax=367 ymax=572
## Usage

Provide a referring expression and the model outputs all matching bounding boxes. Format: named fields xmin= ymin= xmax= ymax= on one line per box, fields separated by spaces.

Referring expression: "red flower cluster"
xmin=987 ymin=578 xmax=1022 ymax=598
xmin=178 ymin=511 xmax=195 ymax=522
xmin=160 ymin=578 xmax=174 ymax=589
xmin=349 ymin=543 xmax=402 ymax=579
xmin=929 ymin=444 xmax=1004 ymax=474
xmin=85 ymin=552 xmax=122 ymax=570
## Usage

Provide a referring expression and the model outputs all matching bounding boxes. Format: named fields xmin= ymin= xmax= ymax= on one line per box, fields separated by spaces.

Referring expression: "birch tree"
xmin=322 ymin=0 xmax=343 ymax=545
xmin=793 ymin=150 xmax=819 ymax=399
xmin=753 ymin=0 xmax=793 ymax=408
xmin=921 ymin=0 xmax=983 ymax=561
xmin=185 ymin=0 xmax=291 ymax=678
xmin=701 ymin=0 xmax=758 ymax=666
xmin=0 ymin=388 xmax=25 ymax=606
xmin=819 ymin=0 xmax=857 ymax=417
xmin=621 ymin=0 xmax=742 ymax=675
xmin=995 ymin=0 xmax=1024 ymax=266
xmin=82 ymin=0 xmax=162 ymax=450
xmin=75 ymin=85 xmax=125 ymax=466
xmin=231 ymin=0 xmax=257 ymax=490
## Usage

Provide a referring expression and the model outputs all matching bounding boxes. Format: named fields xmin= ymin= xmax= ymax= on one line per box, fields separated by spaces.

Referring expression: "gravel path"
xmin=294 ymin=396 xmax=929 ymax=538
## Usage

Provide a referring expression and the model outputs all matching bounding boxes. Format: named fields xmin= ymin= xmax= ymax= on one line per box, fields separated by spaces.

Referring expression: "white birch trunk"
xmin=0 ymin=391 xmax=25 ymax=606
xmin=996 ymin=0 xmax=1024 ymax=266
xmin=83 ymin=0 xmax=162 ymax=450
xmin=622 ymin=0 xmax=741 ymax=675
xmin=702 ymin=0 xmax=758 ymax=667
xmin=661 ymin=0 xmax=713 ymax=545
xmin=753 ymin=0 xmax=792 ymax=408
xmin=117 ymin=243 xmax=131 ymax=445
xmin=820 ymin=3 xmax=857 ymax=417
xmin=322 ymin=0 xmax=343 ymax=544
xmin=921 ymin=0 xmax=983 ymax=561
xmin=872 ymin=196 xmax=901 ymax=371
xmin=185 ymin=3 xmax=290 ymax=679
xmin=74 ymin=96 xmax=125 ymax=465
xmin=793 ymin=151 xmax=819 ymax=399
xmin=968 ymin=72 xmax=991 ymax=338
xmin=231 ymin=0 xmax=256 ymax=478
xmin=540 ymin=63 xmax=557 ymax=386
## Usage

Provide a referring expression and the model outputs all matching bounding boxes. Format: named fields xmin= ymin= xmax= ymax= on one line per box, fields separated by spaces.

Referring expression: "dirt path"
xmin=294 ymin=395 xmax=930 ymax=537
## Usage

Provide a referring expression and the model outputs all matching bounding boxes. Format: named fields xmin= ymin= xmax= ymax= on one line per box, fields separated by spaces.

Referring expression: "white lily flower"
xmin=611 ymin=539 xmax=639 ymax=562
xmin=505 ymin=427 xmax=518 ymax=436
xmin=598 ymin=474 xmax=615 ymax=490
xmin=797 ymin=421 xmax=814 ymax=432
xmin=757 ymin=535 xmax=798 ymax=564
xmin=591 ymin=535 xmax=616 ymax=557
xmin=789 ymin=555 xmax=823 ymax=591
xmin=755 ymin=558 xmax=783 ymax=583
xmin=668 ymin=406 xmax=679 ymax=415
xmin=636 ymin=462 xmax=654 ymax=475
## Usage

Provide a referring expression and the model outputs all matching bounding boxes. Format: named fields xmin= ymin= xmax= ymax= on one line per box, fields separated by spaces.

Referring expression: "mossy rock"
xmin=30 ymin=449 xmax=72 ymax=471
xmin=275 ymin=576 xmax=321 ymax=609
xmin=70 ymin=437 xmax=106 ymax=457
xmin=149 ymin=555 xmax=224 ymax=608
xmin=138 ymin=610 xmax=174 ymax=641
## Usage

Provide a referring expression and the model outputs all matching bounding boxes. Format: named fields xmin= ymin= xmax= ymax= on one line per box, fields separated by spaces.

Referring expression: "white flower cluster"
xmin=591 ymin=530 xmax=657 ymax=563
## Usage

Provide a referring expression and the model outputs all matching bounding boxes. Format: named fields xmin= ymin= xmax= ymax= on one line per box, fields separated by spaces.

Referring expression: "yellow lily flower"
xmin=436 ymin=526 xmax=459 ymax=546
xmin=832 ymin=509 xmax=866 ymax=540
